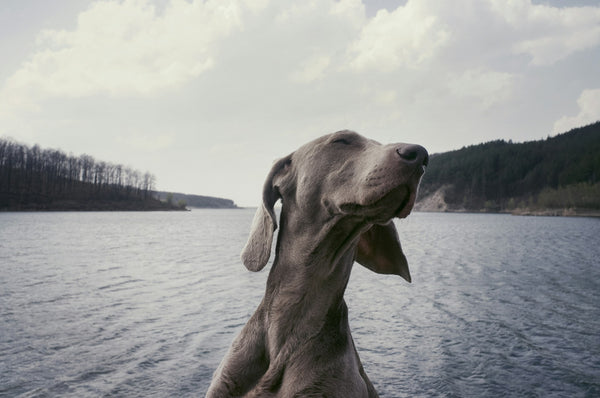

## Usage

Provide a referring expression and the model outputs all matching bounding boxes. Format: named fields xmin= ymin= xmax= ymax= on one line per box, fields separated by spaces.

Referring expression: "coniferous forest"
xmin=416 ymin=121 xmax=600 ymax=215
xmin=0 ymin=138 xmax=181 ymax=211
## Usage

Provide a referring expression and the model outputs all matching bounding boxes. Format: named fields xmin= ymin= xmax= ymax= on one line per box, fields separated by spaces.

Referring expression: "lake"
xmin=1 ymin=210 xmax=599 ymax=397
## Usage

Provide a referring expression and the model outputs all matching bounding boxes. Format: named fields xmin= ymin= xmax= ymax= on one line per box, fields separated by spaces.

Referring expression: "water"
xmin=1 ymin=210 xmax=599 ymax=397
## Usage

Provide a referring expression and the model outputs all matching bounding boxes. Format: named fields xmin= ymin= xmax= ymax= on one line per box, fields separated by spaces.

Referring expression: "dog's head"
xmin=241 ymin=130 xmax=428 ymax=282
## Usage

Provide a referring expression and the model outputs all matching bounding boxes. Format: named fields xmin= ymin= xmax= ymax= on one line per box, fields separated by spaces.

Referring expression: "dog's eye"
xmin=332 ymin=137 xmax=352 ymax=146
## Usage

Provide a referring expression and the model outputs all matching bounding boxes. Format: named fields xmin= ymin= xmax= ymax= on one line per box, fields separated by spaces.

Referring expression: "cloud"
xmin=447 ymin=68 xmax=515 ymax=109
xmin=2 ymin=0 xmax=250 ymax=101
xmin=490 ymin=0 xmax=600 ymax=66
xmin=3 ymin=0 xmax=598 ymax=111
xmin=290 ymin=54 xmax=331 ymax=83
xmin=348 ymin=1 xmax=450 ymax=71
xmin=553 ymin=89 xmax=600 ymax=133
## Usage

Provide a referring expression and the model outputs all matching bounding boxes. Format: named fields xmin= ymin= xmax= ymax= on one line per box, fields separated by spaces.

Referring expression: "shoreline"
xmin=0 ymin=199 xmax=189 ymax=212
xmin=415 ymin=207 xmax=600 ymax=218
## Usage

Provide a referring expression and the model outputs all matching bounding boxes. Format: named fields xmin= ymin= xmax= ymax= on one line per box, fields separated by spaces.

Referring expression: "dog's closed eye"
xmin=332 ymin=137 xmax=352 ymax=145
xmin=329 ymin=132 xmax=362 ymax=147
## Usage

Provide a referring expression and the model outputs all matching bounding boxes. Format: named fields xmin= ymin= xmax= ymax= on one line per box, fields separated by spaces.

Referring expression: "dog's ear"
xmin=241 ymin=155 xmax=292 ymax=272
xmin=355 ymin=222 xmax=411 ymax=282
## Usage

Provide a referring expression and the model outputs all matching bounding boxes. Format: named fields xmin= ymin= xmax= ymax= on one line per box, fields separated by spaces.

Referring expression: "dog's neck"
xmin=261 ymin=206 xmax=366 ymax=352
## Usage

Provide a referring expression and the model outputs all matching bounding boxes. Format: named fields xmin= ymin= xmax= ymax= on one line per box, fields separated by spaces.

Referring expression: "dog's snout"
xmin=396 ymin=144 xmax=429 ymax=167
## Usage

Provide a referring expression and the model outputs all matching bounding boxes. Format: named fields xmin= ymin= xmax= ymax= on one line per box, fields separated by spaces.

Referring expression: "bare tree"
xmin=0 ymin=138 xmax=159 ymax=209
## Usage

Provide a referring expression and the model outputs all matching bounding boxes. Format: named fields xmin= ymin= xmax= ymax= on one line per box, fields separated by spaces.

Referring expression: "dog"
xmin=207 ymin=130 xmax=428 ymax=397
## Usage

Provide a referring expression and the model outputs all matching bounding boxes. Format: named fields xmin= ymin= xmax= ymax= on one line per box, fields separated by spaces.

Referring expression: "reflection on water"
xmin=1 ymin=210 xmax=599 ymax=397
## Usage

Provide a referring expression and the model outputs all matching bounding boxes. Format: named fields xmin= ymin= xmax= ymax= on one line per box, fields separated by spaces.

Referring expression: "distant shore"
xmin=415 ymin=122 xmax=600 ymax=219
xmin=508 ymin=208 xmax=600 ymax=217
xmin=414 ymin=188 xmax=600 ymax=217
xmin=415 ymin=205 xmax=600 ymax=218
xmin=0 ymin=199 xmax=188 ymax=212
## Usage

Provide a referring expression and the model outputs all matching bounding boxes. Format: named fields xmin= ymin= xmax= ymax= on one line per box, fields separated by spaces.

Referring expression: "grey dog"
xmin=207 ymin=130 xmax=428 ymax=397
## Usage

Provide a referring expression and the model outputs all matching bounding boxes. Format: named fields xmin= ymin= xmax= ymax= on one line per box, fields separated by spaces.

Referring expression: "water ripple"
xmin=1 ymin=211 xmax=599 ymax=397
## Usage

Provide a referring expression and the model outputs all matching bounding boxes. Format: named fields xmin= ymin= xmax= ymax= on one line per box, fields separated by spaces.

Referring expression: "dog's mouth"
xmin=377 ymin=185 xmax=416 ymax=219
xmin=339 ymin=183 xmax=417 ymax=222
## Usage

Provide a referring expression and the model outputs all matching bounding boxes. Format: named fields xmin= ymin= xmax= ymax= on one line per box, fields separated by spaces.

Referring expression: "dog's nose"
xmin=396 ymin=144 xmax=429 ymax=167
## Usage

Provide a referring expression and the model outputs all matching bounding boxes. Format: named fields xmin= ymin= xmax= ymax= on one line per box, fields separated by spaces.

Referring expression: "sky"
xmin=1 ymin=0 xmax=599 ymax=207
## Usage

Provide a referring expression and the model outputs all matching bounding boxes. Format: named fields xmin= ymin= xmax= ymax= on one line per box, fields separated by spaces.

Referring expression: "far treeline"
xmin=154 ymin=191 xmax=238 ymax=209
xmin=416 ymin=121 xmax=600 ymax=215
xmin=0 ymin=138 xmax=182 ymax=211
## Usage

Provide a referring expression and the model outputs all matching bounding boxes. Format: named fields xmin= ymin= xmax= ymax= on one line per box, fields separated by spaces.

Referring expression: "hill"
xmin=0 ymin=138 xmax=185 ymax=211
xmin=415 ymin=121 xmax=600 ymax=216
xmin=154 ymin=191 xmax=238 ymax=209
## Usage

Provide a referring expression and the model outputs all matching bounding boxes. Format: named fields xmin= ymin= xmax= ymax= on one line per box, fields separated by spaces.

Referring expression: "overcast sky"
xmin=1 ymin=0 xmax=599 ymax=206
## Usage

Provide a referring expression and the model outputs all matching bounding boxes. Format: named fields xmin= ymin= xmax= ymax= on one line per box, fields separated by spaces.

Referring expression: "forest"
xmin=154 ymin=191 xmax=238 ymax=209
xmin=416 ymin=121 xmax=600 ymax=215
xmin=0 ymin=138 xmax=181 ymax=211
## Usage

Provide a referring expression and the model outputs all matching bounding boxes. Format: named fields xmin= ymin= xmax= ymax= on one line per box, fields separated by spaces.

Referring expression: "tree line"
xmin=417 ymin=121 xmax=600 ymax=212
xmin=0 ymin=138 xmax=159 ymax=210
